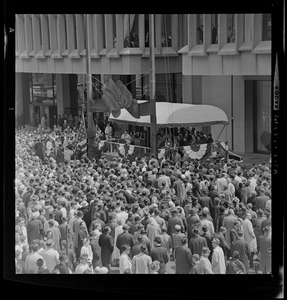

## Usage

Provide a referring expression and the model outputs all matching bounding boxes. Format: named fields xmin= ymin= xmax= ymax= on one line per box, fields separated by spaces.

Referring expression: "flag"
xmin=158 ymin=148 xmax=166 ymax=159
xmin=128 ymin=145 xmax=135 ymax=156
xmin=199 ymin=143 xmax=212 ymax=161
xmin=77 ymin=113 xmax=87 ymax=154
xmin=117 ymin=143 xmax=127 ymax=157
xmin=183 ymin=144 xmax=210 ymax=160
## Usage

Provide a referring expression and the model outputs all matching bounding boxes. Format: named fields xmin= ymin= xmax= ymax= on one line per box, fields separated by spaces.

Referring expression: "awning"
xmin=109 ymin=101 xmax=229 ymax=128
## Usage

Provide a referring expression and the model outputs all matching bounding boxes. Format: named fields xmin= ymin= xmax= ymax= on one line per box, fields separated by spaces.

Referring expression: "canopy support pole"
xmin=215 ymin=124 xmax=227 ymax=143
xmin=149 ymin=14 xmax=157 ymax=158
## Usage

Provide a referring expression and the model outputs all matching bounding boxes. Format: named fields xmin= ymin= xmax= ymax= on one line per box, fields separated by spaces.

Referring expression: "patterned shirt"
xmin=171 ymin=232 xmax=185 ymax=249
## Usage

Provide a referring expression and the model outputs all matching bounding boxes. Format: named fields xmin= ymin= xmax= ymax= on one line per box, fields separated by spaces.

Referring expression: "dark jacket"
xmin=174 ymin=244 xmax=193 ymax=274
xmin=198 ymin=196 xmax=212 ymax=211
xmin=98 ymin=233 xmax=114 ymax=266
xmin=150 ymin=245 xmax=169 ymax=274
xmin=188 ymin=235 xmax=207 ymax=256
xmin=214 ymin=212 xmax=225 ymax=233
xmin=232 ymin=238 xmax=251 ymax=273
xmin=186 ymin=214 xmax=201 ymax=240
xmin=116 ymin=231 xmax=135 ymax=254
xmin=167 ymin=216 xmax=184 ymax=236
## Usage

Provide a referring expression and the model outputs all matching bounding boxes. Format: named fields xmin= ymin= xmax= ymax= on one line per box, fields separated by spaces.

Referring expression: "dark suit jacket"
xmin=99 ymin=233 xmax=114 ymax=266
xmin=167 ymin=216 xmax=184 ymax=236
xmin=150 ymin=245 xmax=169 ymax=274
xmin=116 ymin=231 xmax=135 ymax=254
xmin=174 ymin=244 xmax=193 ymax=274
xmin=188 ymin=235 xmax=207 ymax=256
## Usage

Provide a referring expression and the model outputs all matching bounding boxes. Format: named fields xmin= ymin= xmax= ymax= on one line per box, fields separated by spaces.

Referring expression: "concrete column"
xmin=244 ymin=80 xmax=254 ymax=153
xmin=15 ymin=73 xmax=24 ymax=115
xmin=232 ymin=76 xmax=245 ymax=153
xmin=56 ymin=74 xmax=70 ymax=115
xmin=182 ymin=75 xmax=202 ymax=104
xmin=56 ymin=74 xmax=79 ymax=116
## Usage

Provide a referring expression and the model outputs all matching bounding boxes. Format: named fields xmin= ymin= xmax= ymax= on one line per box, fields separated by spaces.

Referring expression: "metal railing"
xmin=104 ymin=140 xmax=151 ymax=157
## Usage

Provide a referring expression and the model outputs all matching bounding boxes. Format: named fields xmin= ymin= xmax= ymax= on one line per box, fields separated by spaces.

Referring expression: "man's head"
xmin=202 ymin=246 xmax=211 ymax=257
xmin=232 ymin=250 xmax=240 ymax=260
xmin=121 ymin=244 xmax=131 ymax=254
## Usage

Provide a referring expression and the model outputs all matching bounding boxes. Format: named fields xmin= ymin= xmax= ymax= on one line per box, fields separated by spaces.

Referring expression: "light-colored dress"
xmin=242 ymin=218 xmax=257 ymax=252
xmin=112 ymin=225 xmax=123 ymax=261
xmin=212 ymin=245 xmax=226 ymax=274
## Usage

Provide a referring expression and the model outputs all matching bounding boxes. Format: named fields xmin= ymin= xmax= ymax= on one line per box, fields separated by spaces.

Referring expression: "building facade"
xmin=15 ymin=14 xmax=271 ymax=154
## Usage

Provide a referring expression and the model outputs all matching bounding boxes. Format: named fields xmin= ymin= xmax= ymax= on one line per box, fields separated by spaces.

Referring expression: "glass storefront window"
xmin=227 ymin=14 xmax=236 ymax=43
xmin=123 ymin=14 xmax=139 ymax=48
xmin=31 ymin=74 xmax=55 ymax=105
xmin=211 ymin=14 xmax=218 ymax=44
xmin=29 ymin=73 xmax=57 ymax=128
xmin=262 ymin=14 xmax=271 ymax=41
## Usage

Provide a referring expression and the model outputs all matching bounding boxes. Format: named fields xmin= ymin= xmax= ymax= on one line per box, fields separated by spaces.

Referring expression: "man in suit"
xmin=116 ymin=224 xmax=135 ymax=255
xmin=241 ymin=181 xmax=253 ymax=207
xmin=73 ymin=210 xmax=85 ymax=261
xmin=167 ymin=208 xmax=184 ymax=236
xmin=186 ymin=207 xmax=201 ymax=242
xmin=232 ymin=230 xmax=251 ymax=273
xmin=150 ymin=236 xmax=169 ymax=274
xmin=98 ymin=226 xmax=114 ymax=273
xmin=188 ymin=228 xmax=207 ymax=256
xmin=254 ymin=188 xmax=270 ymax=211
xmin=198 ymin=188 xmax=212 ymax=211
xmin=174 ymin=237 xmax=193 ymax=274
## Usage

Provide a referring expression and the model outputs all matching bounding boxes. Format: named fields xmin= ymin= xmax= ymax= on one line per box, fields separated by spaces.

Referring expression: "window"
xmin=38 ymin=16 xmax=42 ymax=48
xmin=102 ymin=15 xmax=106 ymax=48
xmin=63 ymin=15 xmax=67 ymax=50
xmin=112 ymin=14 xmax=117 ymax=47
xmin=144 ymin=14 xmax=156 ymax=47
xmin=123 ymin=14 xmax=139 ymax=48
xmin=196 ymin=14 xmax=203 ymax=44
xmin=73 ymin=15 xmax=77 ymax=49
xmin=211 ymin=14 xmax=218 ymax=44
xmin=178 ymin=14 xmax=187 ymax=47
xmin=27 ymin=15 xmax=34 ymax=52
xmin=227 ymin=14 xmax=235 ymax=43
xmin=161 ymin=14 xmax=172 ymax=47
xmin=44 ymin=14 xmax=50 ymax=50
xmin=262 ymin=14 xmax=271 ymax=41
xmin=30 ymin=74 xmax=56 ymax=105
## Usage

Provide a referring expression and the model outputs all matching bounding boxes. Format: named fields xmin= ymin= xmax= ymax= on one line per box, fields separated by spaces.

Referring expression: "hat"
xmin=264 ymin=207 xmax=271 ymax=214
xmin=202 ymin=207 xmax=209 ymax=213
xmin=46 ymin=239 xmax=55 ymax=247
xmin=154 ymin=236 xmax=162 ymax=244
xmin=31 ymin=211 xmax=39 ymax=219
xmin=212 ymin=238 xmax=220 ymax=245
xmin=175 ymin=224 xmax=181 ymax=230
xmin=190 ymin=207 xmax=197 ymax=214
xmin=202 ymin=247 xmax=211 ymax=254
xmin=170 ymin=208 xmax=178 ymax=214
xmin=192 ymin=254 xmax=200 ymax=261
xmin=122 ymin=224 xmax=129 ymax=230
xmin=81 ymin=200 xmax=89 ymax=207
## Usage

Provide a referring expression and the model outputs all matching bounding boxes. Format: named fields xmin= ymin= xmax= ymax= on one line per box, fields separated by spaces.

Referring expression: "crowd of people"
xmin=15 ymin=122 xmax=272 ymax=274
